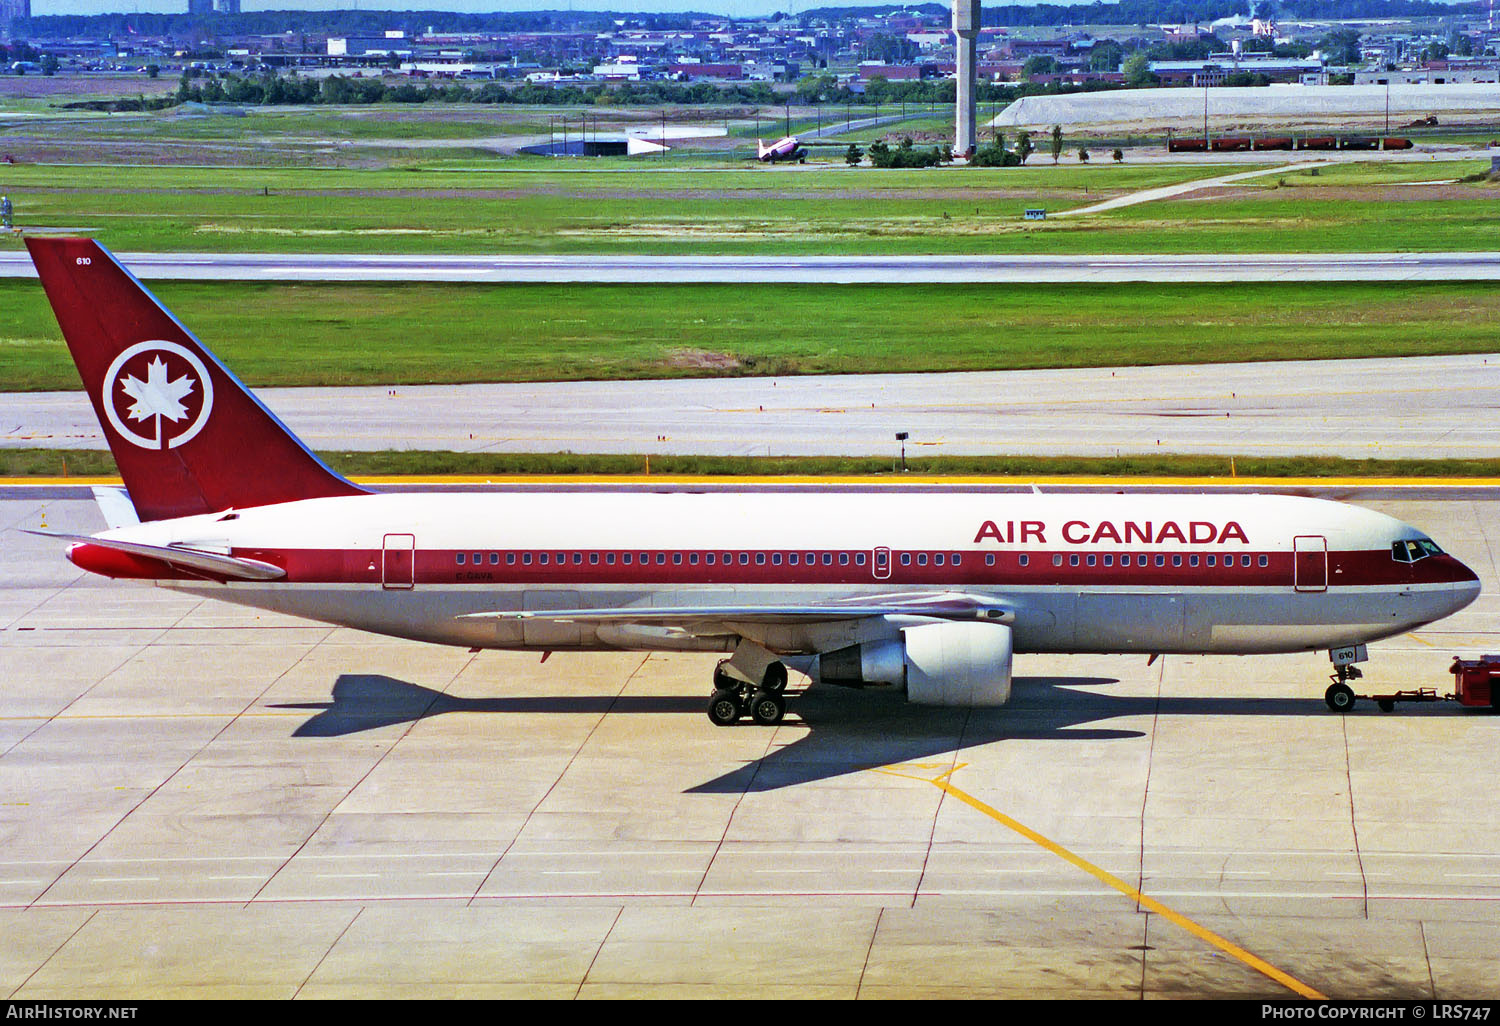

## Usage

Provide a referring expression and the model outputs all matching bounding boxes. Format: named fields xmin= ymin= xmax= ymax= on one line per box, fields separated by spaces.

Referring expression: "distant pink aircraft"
xmin=757 ymin=135 xmax=806 ymax=163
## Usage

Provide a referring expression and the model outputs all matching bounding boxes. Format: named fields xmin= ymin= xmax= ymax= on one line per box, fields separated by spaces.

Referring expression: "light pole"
xmin=895 ymin=431 xmax=909 ymax=472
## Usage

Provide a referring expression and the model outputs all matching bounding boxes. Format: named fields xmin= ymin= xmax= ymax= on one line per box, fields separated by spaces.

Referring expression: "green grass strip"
xmin=9 ymin=448 xmax=1500 ymax=480
xmin=5 ymin=279 xmax=1500 ymax=391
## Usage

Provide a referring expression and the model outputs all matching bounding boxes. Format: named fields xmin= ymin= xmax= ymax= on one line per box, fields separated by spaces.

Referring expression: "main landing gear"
xmin=706 ymin=659 xmax=788 ymax=726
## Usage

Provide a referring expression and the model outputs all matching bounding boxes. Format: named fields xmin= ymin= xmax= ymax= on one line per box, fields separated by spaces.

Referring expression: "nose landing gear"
xmin=1324 ymin=645 xmax=1368 ymax=713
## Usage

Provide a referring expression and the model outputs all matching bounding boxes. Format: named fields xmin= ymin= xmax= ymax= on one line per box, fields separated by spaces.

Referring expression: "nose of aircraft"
xmin=1443 ymin=556 xmax=1483 ymax=616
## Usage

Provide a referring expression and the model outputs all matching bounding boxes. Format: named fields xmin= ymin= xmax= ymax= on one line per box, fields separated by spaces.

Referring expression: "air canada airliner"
xmin=25 ymin=238 xmax=1482 ymax=726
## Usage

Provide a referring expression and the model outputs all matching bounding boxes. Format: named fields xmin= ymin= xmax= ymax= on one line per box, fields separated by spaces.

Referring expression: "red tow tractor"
xmin=1324 ymin=655 xmax=1500 ymax=713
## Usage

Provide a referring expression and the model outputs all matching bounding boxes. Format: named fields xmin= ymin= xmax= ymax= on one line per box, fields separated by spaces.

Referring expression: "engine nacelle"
xmin=815 ymin=621 xmax=1014 ymax=707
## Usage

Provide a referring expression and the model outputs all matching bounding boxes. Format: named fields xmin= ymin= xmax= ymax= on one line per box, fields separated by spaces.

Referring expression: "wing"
xmin=459 ymin=590 xmax=1013 ymax=638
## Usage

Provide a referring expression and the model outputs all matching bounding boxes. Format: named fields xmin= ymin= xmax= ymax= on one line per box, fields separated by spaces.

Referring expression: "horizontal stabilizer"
xmin=27 ymin=530 xmax=286 ymax=581
xmin=91 ymin=486 xmax=141 ymax=529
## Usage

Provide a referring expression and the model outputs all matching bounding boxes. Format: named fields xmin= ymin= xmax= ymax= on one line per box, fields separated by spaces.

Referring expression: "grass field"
xmin=7 ymin=447 xmax=1500 ymax=480
xmin=4 ymin=278 xmax=1499 ymax=391
xmin=5 ymin=156 xmax=1495 ymax=255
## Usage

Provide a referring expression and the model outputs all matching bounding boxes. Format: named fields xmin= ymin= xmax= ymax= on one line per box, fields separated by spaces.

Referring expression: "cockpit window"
xmin=1392 ymin=538 xmax=1444 ymax=563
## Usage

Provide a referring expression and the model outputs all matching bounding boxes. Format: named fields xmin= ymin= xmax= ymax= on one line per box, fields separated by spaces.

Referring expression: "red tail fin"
xmin=27 ymin=237 xmax=366 ymax=521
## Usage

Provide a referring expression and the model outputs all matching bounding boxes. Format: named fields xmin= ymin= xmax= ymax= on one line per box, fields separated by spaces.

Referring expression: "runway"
xmin=7 ymin=354 xmax=1500 ymax=460
xmin=5 ymin=250 xmax=1500 ymax=283
xmin=3 ymin=490 xmax=1498 ymax=998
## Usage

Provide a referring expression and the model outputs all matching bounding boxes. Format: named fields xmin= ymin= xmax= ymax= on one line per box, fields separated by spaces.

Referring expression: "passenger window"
xmin=1019 ymin=554 xmax=1029 ymax=567
xmin=490 ymin=553 xmax=500 ymax=565
xmin=1087 ymin=554 xmax=1096 ymax=567
xmin=839 ymin=553 xmax=849 ymax=566
xmin=1154 ymin=555 xmax=1165 ymax=567
xmin=935 ymin=554 xmax=945 ymax=566
xmin=590 ymin=553 xmax=599 ymax=565
xmin=507 ymin=554 xmax=516 ymax=565
xmin=856 ymin=553 xmax=866 ymax=566
xmin=823 ymin=553 xmax=833 ymax=566
xmin=1258 ymin=555 xmax=1268 ymax=567
xmin=1172 ymin=555 xmax=1181 ymax=567
xmin=1052 ymin=554 xmax=1063 ymax=567
xmin=673 ymin=553 xmax=682 ymax=565
xmin=756 ymin=553 xmax=766 ymax=565
xmin=657 ymin=553 xmax=666 ymax=565
xmin=523 ymin=554 xmax=532 ymax=566
xmin=606 ymin=553 xmax=615 ymax=565
xmin=689 ymin=553 xmax=699 ymax=565
xmin=1103 ymin=554 xmax=1113 ymax=567
xmin=985 ymin=554 xmax=995 ymax=567
xmin=573 ymin=553 xmax=582 ymax=565
xmin=456 ymin=553 xmax=465 ymax=565
xmin=918 ymin=554 xmax=928 ymax=566
xmin=1241 ymin=555 xmax=1251 ymax=567
xmin=539 ymin=554 xmax=548 ymax=565
xmin=772 ymin=553 xmax=782 ymax=566
xmin=901 ymin=553 xmax=911 ymax=566
xmin=788 ymin=553 xmax=799 ymax=565
xmin=1189 ymin=555 xmax=1198 ymax=567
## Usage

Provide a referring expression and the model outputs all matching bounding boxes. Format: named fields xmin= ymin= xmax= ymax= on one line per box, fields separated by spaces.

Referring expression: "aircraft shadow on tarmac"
xmin=270 ymin=673 xmax=1341 ymax=792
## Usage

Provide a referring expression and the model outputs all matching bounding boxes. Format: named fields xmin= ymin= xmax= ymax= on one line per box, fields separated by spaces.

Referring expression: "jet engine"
xmin=814 ymin=621 xmax=1013 ymax=707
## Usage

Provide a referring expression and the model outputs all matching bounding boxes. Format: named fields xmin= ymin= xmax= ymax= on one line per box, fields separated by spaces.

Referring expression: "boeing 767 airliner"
xmin=25 ymin=237 xmax=1482 ymax=726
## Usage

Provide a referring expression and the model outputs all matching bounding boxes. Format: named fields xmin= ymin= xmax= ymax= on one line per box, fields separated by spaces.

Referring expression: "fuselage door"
xmin=873 ymin=546 xmax=892 ymax=580
xmin=1293 ymin=535 xmax=1328 ymax=593
xmin=382 ymin=533 xmax=416 ymax=590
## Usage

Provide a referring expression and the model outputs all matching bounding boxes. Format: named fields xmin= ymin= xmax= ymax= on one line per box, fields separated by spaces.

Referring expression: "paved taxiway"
xmin=7 ymin=354 xmax=1499 ymax=460
xmin=2 ymin=490 xmax=1498 ymax=998
xmin=5 ymin=250 xmax=1500 ymax=283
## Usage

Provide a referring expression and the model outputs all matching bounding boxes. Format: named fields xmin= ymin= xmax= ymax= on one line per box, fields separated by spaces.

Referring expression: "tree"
xmin=1050 ymin=124 xmax=1063 ymax=164
xmin=1317 ymin=28 xmax=1362 ymax=66
xmin=845 ymin=143 xmax=863 ymax=166
xmin=40 ymin=54 xmax=59 ymax=77
xmin=1088 ymin=40 xmax=1123 ymax=72
xmin=1077 ymin=146 xmax=1089 ymax=162
xmin=1112 ymin=147 xmax=1124 ymax=163
xmin=1015 ymin=131 xmax=1033 ymax=164
xmin=1021 ymin=55 xmax=1058 ymax=79
xmin=1123 ymin=52 xmax=1155 ymax=87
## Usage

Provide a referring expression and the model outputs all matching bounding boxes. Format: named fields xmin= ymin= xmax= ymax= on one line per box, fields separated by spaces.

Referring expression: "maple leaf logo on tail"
xmin=120 ymin=357 xmax=196 ymax=444
xmin=101 ymin=341 xmax=215 ymax=450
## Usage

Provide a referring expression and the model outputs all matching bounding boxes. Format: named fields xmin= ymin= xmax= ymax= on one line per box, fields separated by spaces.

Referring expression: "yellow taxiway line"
xmin=876 ymin=762 xmax=1328 ymax=1001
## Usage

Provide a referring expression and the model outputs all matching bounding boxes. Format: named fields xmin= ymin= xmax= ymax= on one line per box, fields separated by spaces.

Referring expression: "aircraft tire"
xmin=1325 ymin=682 xmax=1356 ymax=713
xmin=712 ymin=660 xmax=737 ymax=691
xmin=749 ymin=691 xmax=785 ymax=726
xmin=762 ymin=662 xmax=788 ymax=694
xmin=708 ymin=690 xmax=741 ymax=726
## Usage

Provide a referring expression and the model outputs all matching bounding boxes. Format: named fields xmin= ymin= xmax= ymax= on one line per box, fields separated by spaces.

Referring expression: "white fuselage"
xmin=90 ymin=490 xmax=1481 ymax=659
